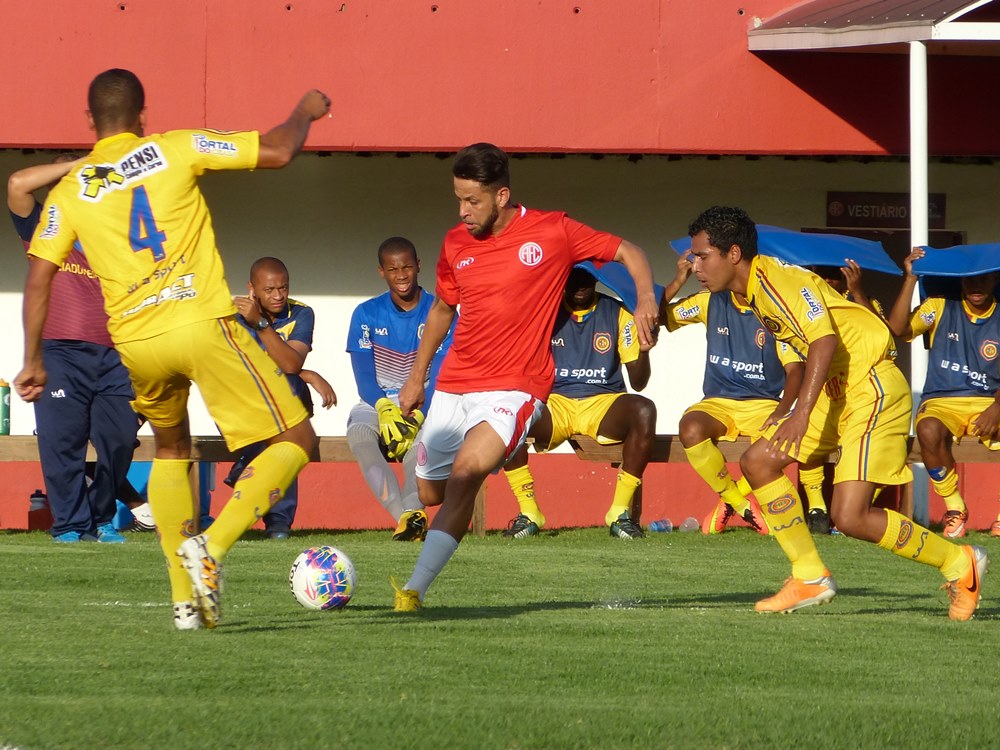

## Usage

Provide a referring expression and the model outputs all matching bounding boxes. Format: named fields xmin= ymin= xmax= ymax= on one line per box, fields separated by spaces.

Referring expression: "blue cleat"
xmin=97 ymin=523 xmax=127 ymax=544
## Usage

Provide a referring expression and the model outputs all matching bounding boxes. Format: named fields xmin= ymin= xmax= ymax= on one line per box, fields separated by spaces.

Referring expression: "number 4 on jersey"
xmin=129 ymin=186 xmax=167 ymax=260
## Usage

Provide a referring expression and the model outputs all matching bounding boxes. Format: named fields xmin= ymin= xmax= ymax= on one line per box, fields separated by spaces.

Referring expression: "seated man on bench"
xmin=502 ymin=266 xmax=655 ymax=539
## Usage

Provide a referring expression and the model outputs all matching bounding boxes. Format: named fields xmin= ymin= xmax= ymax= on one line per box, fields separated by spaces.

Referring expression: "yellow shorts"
xmin=117 ymin=316 xmax=309 ymax=451
xmin=761 ymin=359 xmax=913 ymax=486
xmin=916 ymin=396 xmax=1000 ymax=450
xmin=542 ymin=392 xmax=625 ymax=451
xmin=683 ymin=398 xmax=778 ymax=442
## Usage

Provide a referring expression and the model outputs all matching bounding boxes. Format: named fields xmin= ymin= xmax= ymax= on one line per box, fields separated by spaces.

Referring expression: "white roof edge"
xmin=748 ymin=24 xmax=932 ymax=51
xmin=934 ymin=21 xmax=1000 ymax=40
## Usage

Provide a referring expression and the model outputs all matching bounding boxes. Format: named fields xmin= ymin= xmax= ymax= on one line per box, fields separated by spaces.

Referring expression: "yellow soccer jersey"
xmin=907 ymin=296 xmax=998 ymax=344
xmin=30 ymin=129 xmax=260 ymax=343
xmin=746 ymin=255 xmax=894 ymax=397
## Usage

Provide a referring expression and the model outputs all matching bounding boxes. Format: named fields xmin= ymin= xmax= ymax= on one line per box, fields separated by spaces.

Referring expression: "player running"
xmin=17 ymin=68 xmax=330 ymax=629
xmin=687 ymin=205 xmax=987 ymax=620
xmin=392 ymin=143 xmax=658 ymax=610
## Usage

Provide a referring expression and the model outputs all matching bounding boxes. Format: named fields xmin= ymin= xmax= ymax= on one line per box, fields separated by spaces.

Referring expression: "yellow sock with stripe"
xmin=798 ymin=465 xmax=828 ymax=513
xmin=503 ymin=465 xmax=545 ymax=527
xmin=684 ymin=439 xmax=750 ymax=514
xmin=928 ymin=467 xmax=966 ymax=513
xmin=876 ymin=508 xmax=966 ymax=578
xmin=206 ymin=441 xmax=310 ymax=559
xmin=148 ymin=458 xmax=197 ymax=604
xmin=605 ymin=470 xmax=642 ymax=526
xmin=754 ymin=475 xmax=827 ymax=580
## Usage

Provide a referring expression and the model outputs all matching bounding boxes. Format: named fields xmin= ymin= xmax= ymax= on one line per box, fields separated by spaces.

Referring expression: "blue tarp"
xmin=913 ymin=244 xmax=1000 ymax=277
xmin=574 ymin=261 xmax=667 ymax=313
xmin=670 ymin=225 xmax=902 ymax=276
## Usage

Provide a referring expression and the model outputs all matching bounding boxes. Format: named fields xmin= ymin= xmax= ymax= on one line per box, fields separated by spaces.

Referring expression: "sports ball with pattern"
xmin=289 ymin=546 xmax=356 ymax=610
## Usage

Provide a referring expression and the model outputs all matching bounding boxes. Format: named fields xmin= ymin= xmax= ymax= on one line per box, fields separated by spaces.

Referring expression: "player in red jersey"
xmin=392 ymin=143 xmax=658 ymax=610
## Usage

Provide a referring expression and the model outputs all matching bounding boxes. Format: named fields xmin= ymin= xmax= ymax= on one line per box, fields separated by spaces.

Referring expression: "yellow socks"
xmin=754 ymin=475 xmax=827 ymax=580
xmin=877 ymin=508 xmax=966 ymax=578
xmin=605 ymin=470 xmax=642 ymax=526
xmin=503 ymin=465 xmax=545 ymax=527
xmin=684 ymin=439 xmax=750 ymax=514
xmin=206 ymin=441 xmax=309 ymax=559
xmin=799 ymin=465 xmax=828 ymax=513
xmin=928 ymin=467 xmax=966 ymax=513
xmin=148 ymin=458 xmax=197 ymax=604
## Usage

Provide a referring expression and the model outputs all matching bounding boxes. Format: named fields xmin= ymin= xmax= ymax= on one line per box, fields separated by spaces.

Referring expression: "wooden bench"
xmin=0 ymin=435 xmax=487 ymax=534
xmin=567 ymin=433 xmax=1000 ymax=524
xmin=4 ymin=433 xmax=999 ymax=535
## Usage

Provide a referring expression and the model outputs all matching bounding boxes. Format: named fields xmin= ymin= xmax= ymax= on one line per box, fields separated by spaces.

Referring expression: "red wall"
xmin=2 ymin=456 xmax=996 ymax=533
xmin=4 ymin=1 xmax=999 ymax=155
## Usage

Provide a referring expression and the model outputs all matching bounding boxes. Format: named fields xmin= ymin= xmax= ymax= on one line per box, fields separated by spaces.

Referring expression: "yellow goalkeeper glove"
xmin=386 ymin=408 xmax=425 ymax=460
xmin=376 ymin=398 xmax=407 ymax=448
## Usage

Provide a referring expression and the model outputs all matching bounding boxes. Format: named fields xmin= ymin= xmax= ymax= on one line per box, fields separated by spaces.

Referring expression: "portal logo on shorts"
xmin=518 ymin=242 xmax=543 ymax=267
xmin=494 ymin=406 xmax=514 ymax=417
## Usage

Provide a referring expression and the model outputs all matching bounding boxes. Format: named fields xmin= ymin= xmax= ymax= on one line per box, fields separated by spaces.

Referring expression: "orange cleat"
xmin=991 ymin=520 xmax=1000 ymax=538
xmin=943 ymin=509 xmax=969 ymax=539
xmin=943 ymin=545 xmax=988 ymax=622
xmin=755 ymin=572 xmax=837 ymax=613
xmin=743 ymin=497 xmax=770 ymax=536
xmin=701 ymin=500 xmax=734 ymax=535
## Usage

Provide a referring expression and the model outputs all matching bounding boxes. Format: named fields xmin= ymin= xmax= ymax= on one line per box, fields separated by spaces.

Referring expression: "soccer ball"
xmin=289 ymin=546 xmax=356 ymax=610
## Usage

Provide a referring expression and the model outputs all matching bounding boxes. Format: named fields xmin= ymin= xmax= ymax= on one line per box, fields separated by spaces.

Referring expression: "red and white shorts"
xmin=415 ymin=390 xmax=543 ymax=481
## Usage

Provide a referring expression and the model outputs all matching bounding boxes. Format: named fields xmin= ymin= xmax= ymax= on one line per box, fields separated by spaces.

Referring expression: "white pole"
xmin=909 ymin=40 xmax=930 ymax=525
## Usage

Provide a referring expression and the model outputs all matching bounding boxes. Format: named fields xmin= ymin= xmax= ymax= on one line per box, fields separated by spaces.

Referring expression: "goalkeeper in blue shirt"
xmin=345 ymin=237 xmax=452 ymax=540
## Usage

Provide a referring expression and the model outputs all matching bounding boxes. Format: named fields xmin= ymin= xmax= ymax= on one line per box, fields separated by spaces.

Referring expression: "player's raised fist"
xmin=299 ymin=89 xmax=331 ymax=120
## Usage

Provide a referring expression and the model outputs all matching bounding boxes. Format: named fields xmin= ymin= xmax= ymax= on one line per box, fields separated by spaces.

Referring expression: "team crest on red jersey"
xmin=593 ymin=332 xmax=613 ymax=353
xmin=518 ymin=242 xmax=543 ymax=267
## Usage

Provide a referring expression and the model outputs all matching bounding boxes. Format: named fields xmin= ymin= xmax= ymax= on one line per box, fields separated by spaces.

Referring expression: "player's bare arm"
xmin=759 ymin=360 xmax=805 ymax=432
xmin=232 ymin=294 xmax=309 ymax=374
xmin=300 ymin=369 xmax=337 ymax=409
xmin=658 ymin=250 xmax=693 ymax=326
xmin=887 ymin=248 xmax=924 ymax=339
xmin=613 ymin=240 xmax=658 ymax=349
xmin=7 ymin=159 xmax=81 ymax=216
xmin=398 ymin=296 xmax=456 ymax=415
xmin=15 ymin=256 xmax=61 ymax=402
xmin=624 ymin=351 xmax=651 ymax=392
xmin=841 ymin=259 xmax=878 ymax=315
xmin=257 ymin=89 xmax=331 ymax=169
xmin=766 ymin=335 xmax=835 ymax=459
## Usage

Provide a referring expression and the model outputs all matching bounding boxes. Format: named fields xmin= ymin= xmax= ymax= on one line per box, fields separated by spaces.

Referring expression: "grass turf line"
xmin=0 ymin=528 xmax=997 ymax=750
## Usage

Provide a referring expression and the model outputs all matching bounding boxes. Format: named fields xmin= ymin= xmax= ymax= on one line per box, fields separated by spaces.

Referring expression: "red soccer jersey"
xmin=434 ymin=206 xmax=620 ymax=400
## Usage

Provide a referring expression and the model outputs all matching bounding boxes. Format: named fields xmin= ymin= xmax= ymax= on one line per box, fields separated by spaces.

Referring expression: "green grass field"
xmin=2 ymin=527 xmax=998 ymax=750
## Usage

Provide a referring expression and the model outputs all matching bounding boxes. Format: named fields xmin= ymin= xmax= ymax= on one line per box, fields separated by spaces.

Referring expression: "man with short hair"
xmin=393 ymin=142 xmax=658 ymax=610
xmin=231 ymin=256 xmax=335 ymax=539
xmin=345 ymin=236 xmax=450 ymax=541
xmin=17 ymin=68 xmax=330 ymax=630
xmin=503 ymin=266 xmax=655 ymax=540
xmin=888 ymin=247 xmax=1000 ymax=538
xmin=687 ymin=205 xmax=986 ymax=620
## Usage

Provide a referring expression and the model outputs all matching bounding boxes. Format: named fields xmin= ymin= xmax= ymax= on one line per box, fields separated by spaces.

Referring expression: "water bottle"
xmin=679 ymin=516 xmax=701 ymax=532
xmin=0 ymin=378 xmax=10 ymax=435
xmin=647 ymin=518 xmax=673 ymax=532
xmin=28 ymin=489 xmax=52 ymax=531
